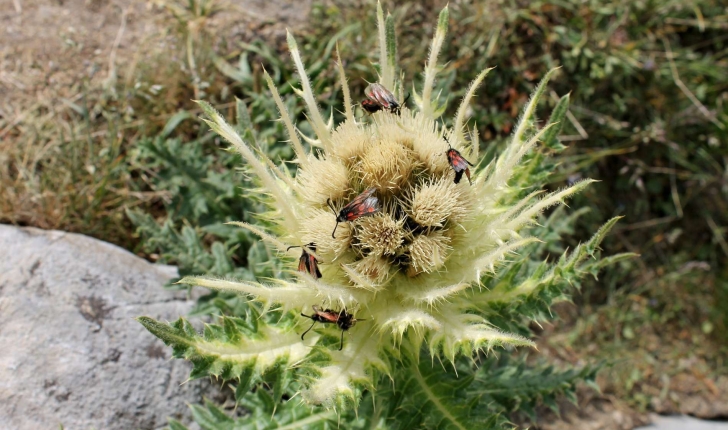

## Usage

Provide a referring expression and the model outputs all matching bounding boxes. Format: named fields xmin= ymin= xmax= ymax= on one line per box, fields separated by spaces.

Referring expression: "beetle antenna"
xmin=326 ymin=198 xmax=337 ymax=215
xmin=287 ymin=245 xmax=301 ymax=251
xmin=442 ymin=135 xmax=453 ymax=154
xmin=301 ymin=319 xmax=316 ymax=340
xmin=331 ymin=222 xmax=339 ymax=239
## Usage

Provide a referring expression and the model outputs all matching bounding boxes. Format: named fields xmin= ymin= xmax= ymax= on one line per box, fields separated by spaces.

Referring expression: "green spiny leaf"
xmin=531 ymin=68 xmax=560 ymax=112
xmin=234 ymin=365 xmax=257 ymax=402
xmin=167 ymin=419 xmax=189 ymax=430
xmin=437 ymin=5 xmax=449 ymax=35
xmin=385 ymin=13 xmax=397 ymax=73
xmin=235 ymin=97 xmax=257 ymax=144
xmin=584 ymin=216 xmax=622 ymax=256
xmin=542 ymin=92 xmax=570 ymax=150
xmin=222 ymin=316 xmax=242 ymax=343
xmin=189 ymin=403 xmax=232 ymax=430
xmin=137 ymin=316 xmax=194 ymax=349
xmin=472 ymin=355 xmax=601 ymax=420
xmin=138 ymin=315 xmax=310 ymax=384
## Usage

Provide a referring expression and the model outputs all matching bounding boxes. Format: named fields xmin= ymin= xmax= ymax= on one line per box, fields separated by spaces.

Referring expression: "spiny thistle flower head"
xmin=141 ymin=2 xmax=619 ymax=409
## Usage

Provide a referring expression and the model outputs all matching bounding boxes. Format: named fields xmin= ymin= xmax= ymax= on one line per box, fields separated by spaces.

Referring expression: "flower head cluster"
xmin=170 ymin=3 xmax=597 ymax=407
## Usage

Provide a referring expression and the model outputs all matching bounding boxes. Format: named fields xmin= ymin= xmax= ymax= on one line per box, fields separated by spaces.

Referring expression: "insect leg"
xmin=301 ymin=319 xmax=317 ymax=341
xmin=327 ymin=198 xmax=340 ymax=239
xmin=339 ymin=329 xmax=345 ymax=351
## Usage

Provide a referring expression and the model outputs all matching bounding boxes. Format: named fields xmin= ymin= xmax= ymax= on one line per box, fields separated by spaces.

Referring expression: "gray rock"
xmin=637 ymin=414 xmax=728 ymax=430
xmin=0 ymin=225 xmax=206 ymax=430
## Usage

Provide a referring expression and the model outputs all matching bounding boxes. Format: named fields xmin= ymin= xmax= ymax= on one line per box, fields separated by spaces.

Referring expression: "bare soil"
xmin=1 ymin=0 xmax=310 ymax=116
xmin=531 ymin=301 xmax=728 ymax=429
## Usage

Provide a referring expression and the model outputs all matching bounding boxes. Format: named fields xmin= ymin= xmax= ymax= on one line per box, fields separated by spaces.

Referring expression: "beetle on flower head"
xmin=300 ymin=305 xmax=361 ymax=351
xmin=287 ymin=242 xmax=322 ymax=279
xmin=327 ymin=187 xmax=380 ymax=239
xmin=446 ymin=145 xmax=475 ymax=185
xmin=362 ymin=83 xmax=404 ymax=115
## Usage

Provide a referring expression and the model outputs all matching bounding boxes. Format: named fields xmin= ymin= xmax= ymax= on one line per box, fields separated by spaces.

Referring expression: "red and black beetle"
xmin=327 ymin=187 xmax=380 ymax=238
xmin=300 ymin=305 xmax=361 ymax=350
xmin=287 ymin=242 xmax=322 ymax=279
xmin=446 ymin=144 xmax=475 ymax=185
xmin=361 ymin=83 xmax=406 ymax=115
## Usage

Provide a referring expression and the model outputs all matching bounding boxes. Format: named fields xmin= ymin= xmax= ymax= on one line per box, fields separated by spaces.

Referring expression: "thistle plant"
xmin=139 ymin=3 xmax=633 ymax=424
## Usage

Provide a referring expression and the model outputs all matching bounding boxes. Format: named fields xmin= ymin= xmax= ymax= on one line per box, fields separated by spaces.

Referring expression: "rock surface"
xmin=636 ymin=414 xmax=728 ymax=430
xmin=0 ymin=225 xmax=206 ymax=430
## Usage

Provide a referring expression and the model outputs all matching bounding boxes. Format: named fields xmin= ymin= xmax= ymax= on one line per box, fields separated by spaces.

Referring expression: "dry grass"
xmin=0 ymin=0 xmax=306 ymax=247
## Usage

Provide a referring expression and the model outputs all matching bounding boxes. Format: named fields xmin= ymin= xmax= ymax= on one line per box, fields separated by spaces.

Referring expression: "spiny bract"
xmin=140 ymin=3 xmax=615 ymax=409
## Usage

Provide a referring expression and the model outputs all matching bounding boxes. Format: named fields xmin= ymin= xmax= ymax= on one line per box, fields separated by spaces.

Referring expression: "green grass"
xmin=3 ymin=0 xmax=727 ymax=422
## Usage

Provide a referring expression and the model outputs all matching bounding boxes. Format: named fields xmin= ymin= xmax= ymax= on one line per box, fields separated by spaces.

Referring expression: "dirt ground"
xmin=0 ymin=0 xmax=310 ymax=119
xmin=3 ymin=0 xmax=157 ymax=117
xmin=531 ymin=301 xmax=728 ymax=429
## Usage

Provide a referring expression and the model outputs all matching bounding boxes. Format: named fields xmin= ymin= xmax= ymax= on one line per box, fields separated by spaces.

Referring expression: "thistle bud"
xmin=297 ymin=157 xmax=351 ymax=206
xmin=355 ymin=213 xmax=405 ymax=257
xmin=407 ymin=178 xmax=464 ymax=228
xmin=406 ymin=231 xmax=452 ymax=277
xmin=347 ymin=253 xmax=392 ymax=286
xmin=357 ymin=140 xmax=416 ymax=192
